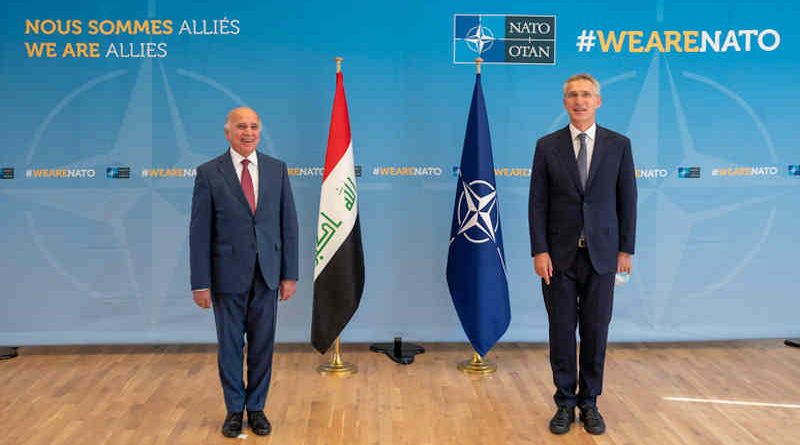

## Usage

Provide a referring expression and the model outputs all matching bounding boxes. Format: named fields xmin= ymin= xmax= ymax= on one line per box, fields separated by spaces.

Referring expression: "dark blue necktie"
xmin=577 ymin=133 xmax=588 ymax=189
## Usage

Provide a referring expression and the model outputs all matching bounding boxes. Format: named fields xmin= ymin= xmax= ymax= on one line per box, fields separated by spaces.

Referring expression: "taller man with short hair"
xmin=528 ymin=74 xmax=637 ymax=435
xmin=190 ymin=107 xmax=298 ymax=437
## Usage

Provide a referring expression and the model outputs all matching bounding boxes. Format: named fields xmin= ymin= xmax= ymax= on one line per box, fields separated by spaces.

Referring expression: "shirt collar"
xmin=229 ymin=147 xmax=258 ymax=166
xmin=569 ymin=123 xmax=597 ymax=141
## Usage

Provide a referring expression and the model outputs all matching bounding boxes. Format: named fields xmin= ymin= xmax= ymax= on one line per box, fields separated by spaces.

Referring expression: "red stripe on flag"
xmin=323 ymin=72 xmax=351 ymax=181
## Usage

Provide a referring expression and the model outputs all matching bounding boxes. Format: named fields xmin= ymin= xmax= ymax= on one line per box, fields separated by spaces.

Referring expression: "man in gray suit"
xmin=190 ymin=107 xmax=298 ymax=437
xmin=529 ymin=74 xmax=637 ymax=435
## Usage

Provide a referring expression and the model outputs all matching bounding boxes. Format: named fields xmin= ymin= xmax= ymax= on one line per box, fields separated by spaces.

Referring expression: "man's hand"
xmin=192 ymin=289 xmax=211 ymax=309
xmin=279 ymin=280 xmax=297 ymax=301
xmin=617 ymin=252 xmax=632 ymax=274
xmin=534 ymin=252 xmax=553 ymax=286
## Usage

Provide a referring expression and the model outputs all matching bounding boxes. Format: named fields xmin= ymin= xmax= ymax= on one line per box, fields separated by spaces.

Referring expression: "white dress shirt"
xmin=569 ymin=123 xmax=597 ymax=168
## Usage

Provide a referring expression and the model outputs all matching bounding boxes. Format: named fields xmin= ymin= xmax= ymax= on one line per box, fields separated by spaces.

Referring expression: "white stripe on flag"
xmin=314 ymin=141 xmax=358 ymax=280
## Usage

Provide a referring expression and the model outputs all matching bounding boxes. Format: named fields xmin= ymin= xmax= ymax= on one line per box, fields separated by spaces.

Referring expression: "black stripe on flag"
xmin=311 ymin=216 xmax=365 ymax=354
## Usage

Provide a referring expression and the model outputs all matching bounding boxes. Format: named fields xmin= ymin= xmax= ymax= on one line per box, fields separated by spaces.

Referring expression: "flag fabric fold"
xmin=446 ymin=73 xmax=511 ymax=357
xmin=311 ymin=71 xmax=365 ymax=354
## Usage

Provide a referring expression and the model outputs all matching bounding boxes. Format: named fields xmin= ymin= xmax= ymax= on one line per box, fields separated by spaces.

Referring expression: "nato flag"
xmin=446 ymin=74 xmax=511 ymax=357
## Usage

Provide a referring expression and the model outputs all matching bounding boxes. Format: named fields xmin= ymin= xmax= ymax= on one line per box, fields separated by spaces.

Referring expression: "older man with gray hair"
xmin=190 ymin=107 xmax=298 ymax=437
xmin=529 ymin=74 xmax=637 ymax=435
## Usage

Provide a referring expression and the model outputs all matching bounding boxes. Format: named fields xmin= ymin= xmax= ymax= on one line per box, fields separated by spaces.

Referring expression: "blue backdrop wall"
xmin=1 ymin=0 xmax=798 ymax=345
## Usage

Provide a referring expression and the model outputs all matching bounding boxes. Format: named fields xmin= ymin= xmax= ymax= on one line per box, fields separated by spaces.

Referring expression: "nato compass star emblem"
xmin=454 ymin=178 xmax=499 ymax=244
xmin=464 ymin=24 xmax=495 ymax=54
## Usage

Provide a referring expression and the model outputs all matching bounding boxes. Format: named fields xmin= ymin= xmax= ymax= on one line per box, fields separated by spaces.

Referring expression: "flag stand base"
xmin=785 ymin=339 xmax=800 ymax=348
xmin=369 ymin=337 xmax=425 ymax=365
xmin=0 ymin=347 xmax=18 ymax=360
xmin=317 ymin=359 xmax=358 ymax=376
xmin=458 ymin=352 xmax=496 ymax=375
xmin=317 ymin=338 xmax=357 ymax=376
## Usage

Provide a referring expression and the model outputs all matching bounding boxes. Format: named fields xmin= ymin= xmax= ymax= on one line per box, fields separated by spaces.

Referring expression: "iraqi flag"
xmin=446 ymin=73 xmax=510 ymax=357
xmin=311 ymin=70 xmax=365 ymax=354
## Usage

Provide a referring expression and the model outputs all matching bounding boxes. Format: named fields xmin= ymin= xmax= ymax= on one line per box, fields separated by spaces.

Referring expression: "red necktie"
xmin=240 ymin=159 xmax=256 ymax=214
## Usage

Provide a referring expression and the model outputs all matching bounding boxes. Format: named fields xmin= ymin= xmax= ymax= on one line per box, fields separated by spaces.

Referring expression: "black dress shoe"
xmin=221 ymin=412 xmax=243 ymax=438
xmin=549 ymin=406 xmax=575 ymax=434
xmin=579 ymin=406 xmax=606 ymax=435
xmin=247 ymin=410 xmax=272 ymax=436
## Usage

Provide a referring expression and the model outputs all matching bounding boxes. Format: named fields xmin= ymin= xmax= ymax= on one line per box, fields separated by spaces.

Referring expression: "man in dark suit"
xmin=528 ymin=74 xmax=636 ymax=435
xmin=190 ymin=107 xmax=298 ymax=437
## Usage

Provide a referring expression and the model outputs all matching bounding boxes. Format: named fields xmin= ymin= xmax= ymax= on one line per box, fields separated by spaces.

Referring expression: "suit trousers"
xmin=212 ymin=260 xmax=278 ymax=413
xmin=542 ymin=247 xmax=614 ymax=409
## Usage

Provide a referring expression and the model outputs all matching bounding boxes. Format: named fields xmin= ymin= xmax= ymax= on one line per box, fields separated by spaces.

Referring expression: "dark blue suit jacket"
xmin=190 ymin=151 xmax=298 ymax=294
xmin=529 ymin=126 xmax=637 ymax=274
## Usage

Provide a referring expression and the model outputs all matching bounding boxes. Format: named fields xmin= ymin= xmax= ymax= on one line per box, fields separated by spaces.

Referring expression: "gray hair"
xmin=224 ymin=108 xmax=262 ymax=130
xmin=563 ymin=73 xmax=601 ymax=96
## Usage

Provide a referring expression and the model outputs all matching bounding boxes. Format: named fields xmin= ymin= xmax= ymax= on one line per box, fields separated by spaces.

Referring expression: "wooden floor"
xmin=1 ymin=340 xmax=799 ymax=445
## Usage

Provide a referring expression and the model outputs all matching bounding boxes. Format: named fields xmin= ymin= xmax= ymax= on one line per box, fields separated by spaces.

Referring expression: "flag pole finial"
xmin=335 ymin=57 xmax=344 ymax=73
xmin=475 ymin=57 xmax=483 ymax=74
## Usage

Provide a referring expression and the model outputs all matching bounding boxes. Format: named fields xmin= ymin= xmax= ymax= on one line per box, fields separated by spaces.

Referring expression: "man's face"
xmin=225 ymin=108 xmax=261 ymax=157
xmin=563 ymin=79 xmax=602 ymax=130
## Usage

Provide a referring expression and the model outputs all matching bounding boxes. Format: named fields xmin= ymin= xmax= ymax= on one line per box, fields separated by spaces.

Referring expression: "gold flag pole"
xmin=318 ymin=337 xmax=358 ymax=375
xmin=457 ymin=57 xmax=496 ymax=376
xmin=335 ymin=56 xmax=343 ymax=73
xmin=458 ymin=350 xmax=497 ymax=375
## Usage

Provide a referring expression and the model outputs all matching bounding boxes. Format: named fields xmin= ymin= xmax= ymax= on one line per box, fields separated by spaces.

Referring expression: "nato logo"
xmin=453 ymin=14 xmax=556 ymax=64
xmin=454 ymin=179 xmax=500 ymax=244
xmin=1 ymin=167 xmax=13 ymax=179
xmin=678 ymin=167 xmax=701 ymax=179
xmin=789 ymin=165 xmax=800 ymax=176
xmin=106 ymin=167 xmax=131 ymax=179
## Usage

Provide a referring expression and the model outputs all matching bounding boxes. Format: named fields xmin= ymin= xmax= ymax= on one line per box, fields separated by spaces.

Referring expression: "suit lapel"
xmin=555 ymin=127 xmax=584 ymax=195
xmin=585 ymin=126 xmax=607 ymax=192
xmin=255 ymin=153 xmax=270 ymax=216
xmin=217 ymin=152 xmax=251 ymax=212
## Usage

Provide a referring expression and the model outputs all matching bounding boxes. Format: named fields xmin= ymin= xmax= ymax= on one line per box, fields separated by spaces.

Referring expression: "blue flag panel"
xmin=446 ymin=74 xmax=511 ymax=356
